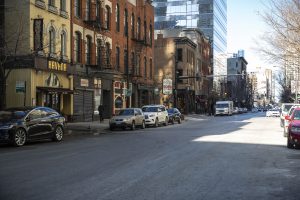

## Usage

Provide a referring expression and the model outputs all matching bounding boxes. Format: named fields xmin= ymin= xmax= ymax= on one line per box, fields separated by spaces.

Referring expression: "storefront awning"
xmin=36 ymin=87 xmax=74 ymax=94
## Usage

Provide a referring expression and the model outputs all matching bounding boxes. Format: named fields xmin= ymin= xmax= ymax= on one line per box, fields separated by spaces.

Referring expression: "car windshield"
xmin=289 ymin=107 xmax=296 ymax=116
xmin=118 ymin=109 xmax=134 ymax=116
xmin=216 ymin=104 xmax=228 ymax=108
xmin=283 ymin=105 xmax=293 ymax=112
xmin=0 ymin=110 xmax=27 ymax=122
xmin=142 ymin=107 xmax=159 ymax=112
xmin=294 ymin=110 xmax=300 ymax=120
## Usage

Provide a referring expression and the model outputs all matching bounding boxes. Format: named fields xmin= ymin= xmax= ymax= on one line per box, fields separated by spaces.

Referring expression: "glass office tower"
xmin=153 ymin=0 xmax=227 ymax=90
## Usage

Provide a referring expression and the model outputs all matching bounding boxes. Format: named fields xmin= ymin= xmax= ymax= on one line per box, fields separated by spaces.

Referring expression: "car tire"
xmin=131 ymin=121 xmax=136 ymax=130
xmin=141 ymin=121 xmax=146 ymax=129
xmin=12 ymin=128 xmax=26 ymax=147
xmin=287 ymin=137 xmax=293 ymax=149
xmin=154 ymin=118 xmax=159 ymax=128
xmin=110 ymin=126 xmax=114 ymax=131
xmin=178 ymin=117 xmax=182 ymax=124
xmin=171 ymin=118 xmax=174 ymax=124
xmin=163 ymin=117 xmax=168 ymax=126
xmin=53 ymin=126 xmax=64 ymax=142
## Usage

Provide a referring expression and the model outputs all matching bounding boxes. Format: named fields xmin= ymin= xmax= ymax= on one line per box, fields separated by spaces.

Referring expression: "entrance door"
xmin=45 ymin=93 xmax=61 ymax=112
xmin=103 ymin=90 xmax=112 ymax=118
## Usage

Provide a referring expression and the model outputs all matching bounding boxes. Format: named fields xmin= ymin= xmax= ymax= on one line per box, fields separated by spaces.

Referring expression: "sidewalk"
xmin=65 ymin=119 xmax=110 ymax=134
xmin=65 ymin=114 xmax=210 ymax=134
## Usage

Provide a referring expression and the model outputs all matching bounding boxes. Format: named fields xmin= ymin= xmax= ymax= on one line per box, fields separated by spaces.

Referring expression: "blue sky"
xmin=227 ymin=0 xmax=269 ymax=71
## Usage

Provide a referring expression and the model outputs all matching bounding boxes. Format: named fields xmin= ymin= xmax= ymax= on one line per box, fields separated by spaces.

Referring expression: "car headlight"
xmin=123 ymin=118 xmax=129 ymax=121
xmin=291 ymin=126 xmax=300 ymax=133
xmin=149 ymin=114 xmax=155 ymax=117
xmin=0 ymin=124 xmax=14 ymax=129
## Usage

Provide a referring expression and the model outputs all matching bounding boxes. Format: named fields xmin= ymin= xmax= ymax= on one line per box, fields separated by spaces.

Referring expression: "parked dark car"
xmin=167 ymin=108 xmax=184 ymax=124
xmin=285 ymin=107 xmax=300 ymax=149
xmin=0 ymin=107 xmax=65 ymax=147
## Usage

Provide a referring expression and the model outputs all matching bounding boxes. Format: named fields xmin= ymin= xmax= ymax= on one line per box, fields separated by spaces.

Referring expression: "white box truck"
xmin=215 ymin=101 xmax=234 ymax=116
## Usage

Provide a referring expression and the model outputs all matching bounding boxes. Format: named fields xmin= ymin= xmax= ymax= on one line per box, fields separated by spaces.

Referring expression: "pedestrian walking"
xmin=98 ymin=104 xmax=104 ymax=122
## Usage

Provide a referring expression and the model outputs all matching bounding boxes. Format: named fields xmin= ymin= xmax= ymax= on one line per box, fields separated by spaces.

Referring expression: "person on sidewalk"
xmin=98 ymin=105 xmax=104 ymax=122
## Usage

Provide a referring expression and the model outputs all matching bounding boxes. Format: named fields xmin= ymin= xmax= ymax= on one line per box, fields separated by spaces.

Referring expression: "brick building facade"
xmin=70 ymin=0 xmax=155 ymax=121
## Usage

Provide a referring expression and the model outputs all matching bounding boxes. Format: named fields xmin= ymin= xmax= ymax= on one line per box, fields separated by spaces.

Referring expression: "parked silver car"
xmin=109 ymin=108 xmax=146 ymax=130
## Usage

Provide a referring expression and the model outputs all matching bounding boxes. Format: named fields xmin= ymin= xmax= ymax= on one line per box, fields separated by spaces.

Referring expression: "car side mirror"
xmin=25 ymin=116 xmax=31 ymax=122
xmin=285 ymin=116 xmax=291 ymax=121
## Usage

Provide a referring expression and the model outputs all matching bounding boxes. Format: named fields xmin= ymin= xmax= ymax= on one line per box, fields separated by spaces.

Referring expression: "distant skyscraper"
xmin=153 ymin=0 xmax=227 ymax=90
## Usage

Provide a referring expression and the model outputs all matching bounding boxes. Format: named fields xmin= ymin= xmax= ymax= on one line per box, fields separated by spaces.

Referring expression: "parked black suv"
xmin=0 ymin=107 xmax=65 ymax=146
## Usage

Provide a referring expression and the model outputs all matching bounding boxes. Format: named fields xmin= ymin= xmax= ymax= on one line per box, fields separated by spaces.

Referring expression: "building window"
xmin=124 ymin=9 xmax=128 ymax=36
xmin=105 ymin=6 xmax=111 ymax=30
xmin=124 ymin=49 xmax=128 ymax=74
xmin=116 ymin=46 xmax=120 ymax=70
xmin=105 ymin=42 xmax=111 ymax=66
xmin=131 ymin=14 xmax=135 ymax=38
xmin=85 ymin=0 xmax=91 ymax=20
xmin=96 ymin=39 xmax=102 ymax=66
xmin=149 ymin=24 xmax=153 ymax=45
xmin=136 ymin=55 xmax=140 ymax=76
xmin=131 ymin=52 xmax=135 ymax=74
xmin=144 ymin=57 xmax=147 ymax=78
xmin=177 ymin=48 xmax=183 ymax=62
xmin=60 ymin=31 xmax=67 ymax=58
xmin=137 ymin=17 xmax=141 ymax=40
xmin=33 ymin=19 xmax=44 ymax=52
xmin=96 ymin=0 xmax=102 ymax=23
xmin=86 ymin=35 xmax=92 ymax=65
xmin=144 ymin=21 xmax=147 ymax=42
xmin=49 ymin=0 xmax=55 ymax=6
xmin=74 ymin=31 xmax=81 ymax=63
xmin=150 ymin=58 xmax=152 ymax=79
xmin=49 ymin=26 xmax=55 ymax=55
xmin=115 ymin=4 xmax=120 ymax=32
xmin=60 ymin=0 xmax=66 ymax=11
xmin=75 ymin=0 xmax=81 ymax=18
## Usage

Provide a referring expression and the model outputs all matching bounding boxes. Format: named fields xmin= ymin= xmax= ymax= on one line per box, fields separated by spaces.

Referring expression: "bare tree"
xmin=0 ymin=3 xmax=29 ymax=110
xmin=258 ymin=0 xmax=300 ymax=102
xmin=258 ymin=0 xmax=300 ymax=62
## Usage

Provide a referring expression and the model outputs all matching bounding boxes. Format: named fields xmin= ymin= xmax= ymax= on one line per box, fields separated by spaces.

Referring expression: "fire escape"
xmin=83 ymin=1 xmax=115 ymax=74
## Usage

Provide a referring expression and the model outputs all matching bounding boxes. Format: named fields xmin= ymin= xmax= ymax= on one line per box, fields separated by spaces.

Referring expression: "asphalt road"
xmin=1 ymin=112 xmax=300 ymax=200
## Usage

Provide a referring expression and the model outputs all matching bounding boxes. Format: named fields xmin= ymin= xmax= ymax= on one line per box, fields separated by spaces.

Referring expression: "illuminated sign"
xmin=162 ymin=79 xmax=172 ymax=95
xmin=80 ymin=79 xmax=89 ymax=87
xmin=48 ymin=60 xmax=67 ymax=72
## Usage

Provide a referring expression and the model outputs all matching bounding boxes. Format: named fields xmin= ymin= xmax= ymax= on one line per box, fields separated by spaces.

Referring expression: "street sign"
xmin=126 ymin=89 xmax=132 ymax=97
xmin=162 ymin=79 xmax=172 ymax=95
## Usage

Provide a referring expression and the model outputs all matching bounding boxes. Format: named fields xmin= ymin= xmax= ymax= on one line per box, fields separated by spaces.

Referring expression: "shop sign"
xmin=48 ymin=60 xmax=67 ymax=72
xmin=16 ymin=81 xmax=26 ymax=93
xmin=80 ymin=79 xmax=89 ymax=87
xmin=162 ymin=79 xmax=172 ymax=95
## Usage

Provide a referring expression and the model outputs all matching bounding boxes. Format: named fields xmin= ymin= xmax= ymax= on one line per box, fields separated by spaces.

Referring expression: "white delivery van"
xmin=215 ymin=101 xmax=234 ymax=116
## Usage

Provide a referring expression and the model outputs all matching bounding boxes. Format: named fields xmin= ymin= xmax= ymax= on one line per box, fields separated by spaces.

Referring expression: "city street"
xmin=1 ymin=112 xmax=300 ymax=200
